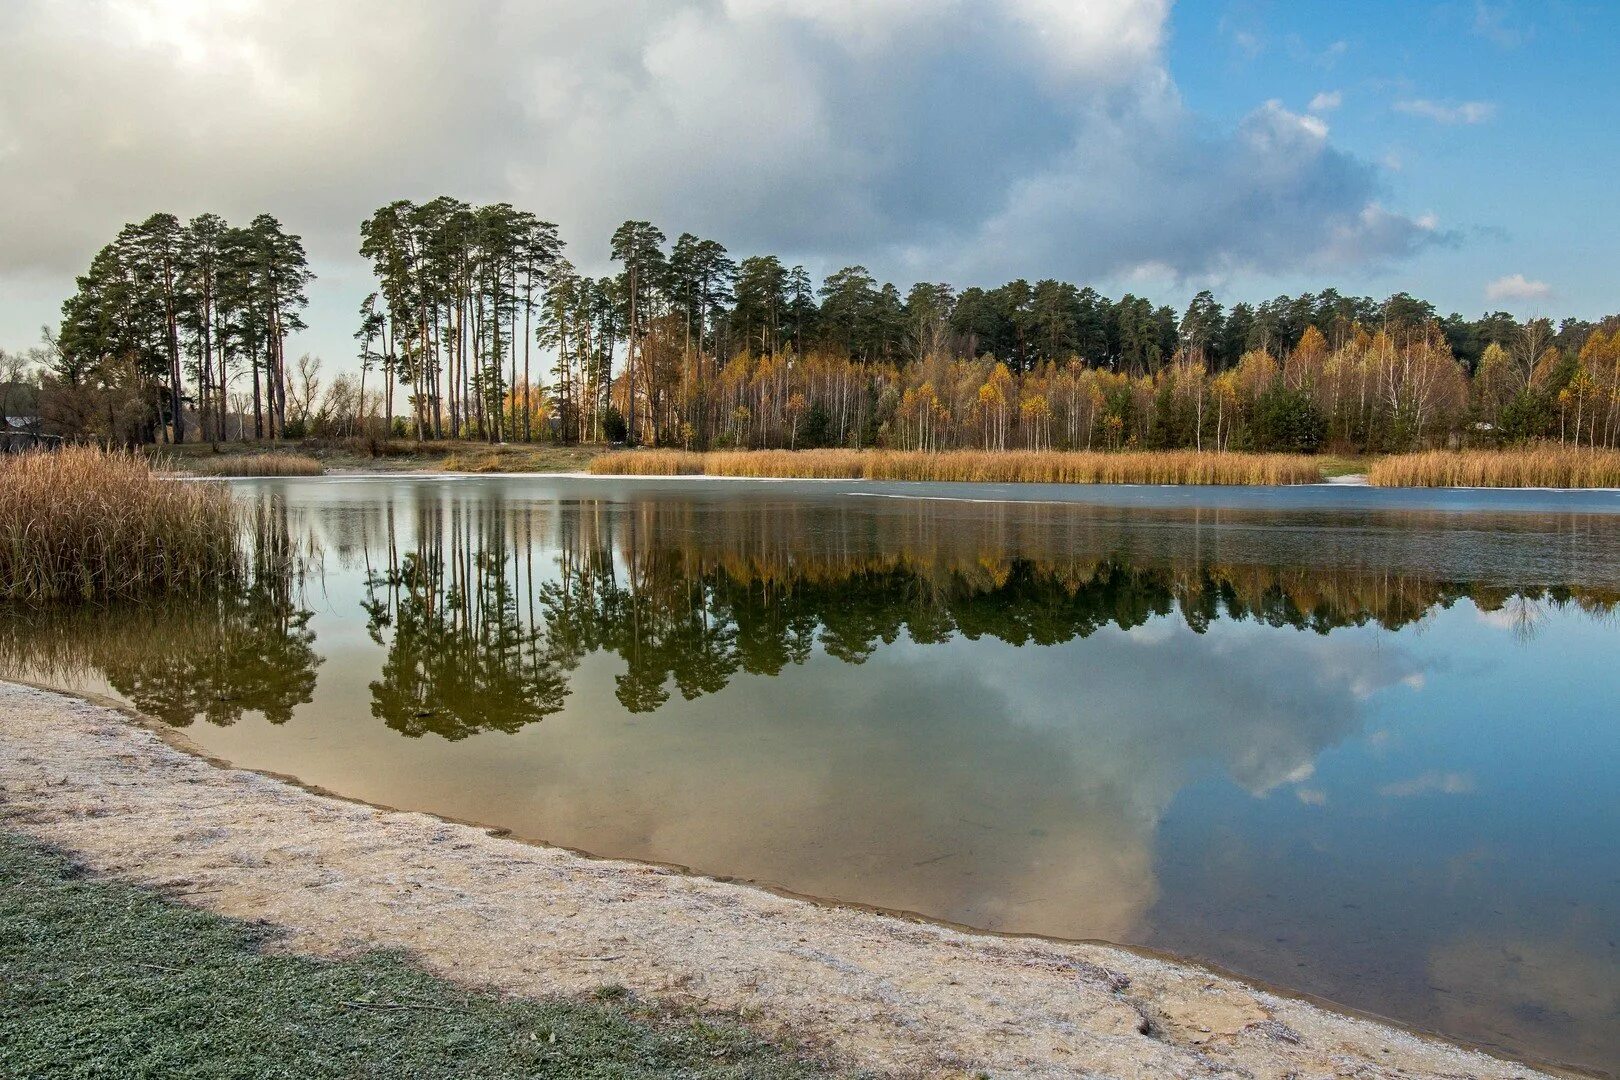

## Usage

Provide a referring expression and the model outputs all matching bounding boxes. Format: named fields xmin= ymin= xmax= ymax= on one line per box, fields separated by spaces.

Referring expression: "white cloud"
xmin=1228 ymin=29 xmax=1264 ymax=59
xmin=1308 ymin=90 xmax=1343 ymax=113
xmin=1296 ymin=111 xmax=1331 ymax=140
xmin=1003 ymin=0 xmax=1170 ymax=82
xmin=1486 ymin=274 xmax=1552 ymax=303
xmin=1472 ymin=1 xmax=1528 ymax=48
xmin=1394 ymin=99 xmax=1496 ymax=125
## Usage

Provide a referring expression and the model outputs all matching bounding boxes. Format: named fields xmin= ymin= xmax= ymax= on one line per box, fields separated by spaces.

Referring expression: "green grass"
xmin=1314 ymin=454 xmax=1371 ymax=479
xmin=0 ymin=832 xmax=843 ymax=1079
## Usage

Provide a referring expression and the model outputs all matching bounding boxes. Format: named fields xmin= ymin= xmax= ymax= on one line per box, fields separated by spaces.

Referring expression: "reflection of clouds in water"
xmin=1281 ymin=763 xmax=1315 ymax=784
xmin=1428 ymin=931 xmax=1620 ymax=1067
xmin=1475 ymin=595 xmax=1548 ymax=642
xmin=1118 ymin=618 xmax=1179 ymax=646
xmin=981 ymin=617 xmax=1428 ymax=798
xmin=1379 ymin=771 xmax=1477 ymax=798
xmin=520 ymin=615 xmax=1429 ymax=941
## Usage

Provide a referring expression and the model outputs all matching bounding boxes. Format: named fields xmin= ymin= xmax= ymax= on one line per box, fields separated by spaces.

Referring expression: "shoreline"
xmin=273 ymin=466 xmax=1620 ymax=493
xmin=236 ymin=470 xmax=1620 ymax=518
xmin=148 ymin=439 xmax=1620 ymax=491
xmin=0 ymin=681 xmax=1585 ymax=1079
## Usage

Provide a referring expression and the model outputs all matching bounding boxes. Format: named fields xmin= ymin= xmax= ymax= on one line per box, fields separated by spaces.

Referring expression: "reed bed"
xmin=589 ymin=449 xmax=1324 ymax=485
xmin=0 ymin=447 xmax=241 ymax=603
xmin=441 ymin=451 xmax=512 ymax=473
xmin=1368 ymin=446 xmax=1620 ymax=488
xmin=184 ymin=453 xmax=324 ymax=477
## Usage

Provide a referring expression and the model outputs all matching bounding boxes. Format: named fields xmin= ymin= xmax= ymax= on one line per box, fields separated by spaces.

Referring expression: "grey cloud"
xmin=2 ymin=0 xmax=1439 ymax=355
xmin=938 ymin=99 xmax=1445 ymax=282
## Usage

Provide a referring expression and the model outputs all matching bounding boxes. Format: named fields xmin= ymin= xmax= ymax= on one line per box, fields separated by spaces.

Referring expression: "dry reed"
xmin=1368 ymin=446 xmax=1620 ymax=488
xmin=589 ymin=448 xmax=1324 ymax=486
xmin=0 ymin=447 xmax=241 ymax=603
xmin=441 ymin=451 xmax=511 ymax=473
xmin=184 ymin=453 xmax=324 ymax=477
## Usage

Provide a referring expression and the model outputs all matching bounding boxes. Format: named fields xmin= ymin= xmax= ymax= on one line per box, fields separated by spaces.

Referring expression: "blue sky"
xmin=1165 ymin=0 xmax=1615 ymax=317
xmin=0 ymin=0 xmax=1613 ymax=370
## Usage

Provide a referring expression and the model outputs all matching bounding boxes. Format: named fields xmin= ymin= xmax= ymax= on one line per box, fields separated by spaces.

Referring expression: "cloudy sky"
xmin=1 ymin=0 xmax=1612 ymax=369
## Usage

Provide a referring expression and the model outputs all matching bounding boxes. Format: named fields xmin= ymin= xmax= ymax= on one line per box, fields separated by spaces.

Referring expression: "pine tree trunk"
xmin=252 ymin=346 xmax=263 ymax=440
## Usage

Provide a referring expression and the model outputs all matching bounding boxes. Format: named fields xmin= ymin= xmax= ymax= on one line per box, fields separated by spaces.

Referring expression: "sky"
xmin=1 ymin=0 xmax=1614 ymax=373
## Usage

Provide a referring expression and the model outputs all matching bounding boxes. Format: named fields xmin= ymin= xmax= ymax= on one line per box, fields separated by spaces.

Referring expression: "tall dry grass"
xmin=184 ymin=453 xmax=324 ymax=477
xmin=441 ymin=450 xmax=516 ymax=473
xmin=1369 ymin=446 xmax=1620 ymax=488
xmin=589 ymin=448 xmax=1324 ymax=486
xmin=0 ymin=447 xmax=241 ymax=603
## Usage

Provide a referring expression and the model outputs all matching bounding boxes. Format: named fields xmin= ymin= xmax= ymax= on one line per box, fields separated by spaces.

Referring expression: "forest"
xmin=10 ymin=199 xmax=1620 ymax=454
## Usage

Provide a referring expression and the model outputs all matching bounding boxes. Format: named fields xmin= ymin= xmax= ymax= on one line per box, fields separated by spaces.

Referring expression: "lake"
xmin=4 ymin=475 xmax=1618 ymax=1074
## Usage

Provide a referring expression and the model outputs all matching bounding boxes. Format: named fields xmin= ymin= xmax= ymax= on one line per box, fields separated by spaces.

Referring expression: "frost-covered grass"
xmin=0 ymin=831 xmax=842 ymax=1079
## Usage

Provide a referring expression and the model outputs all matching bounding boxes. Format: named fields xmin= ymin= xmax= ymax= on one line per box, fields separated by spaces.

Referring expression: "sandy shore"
xmin=0 ymin=681 xmax=1564 ymax=1079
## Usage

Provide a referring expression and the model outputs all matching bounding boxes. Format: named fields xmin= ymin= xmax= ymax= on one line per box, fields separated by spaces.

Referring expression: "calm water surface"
xmin=4 ymin=476 xmax=1618 ymax=1074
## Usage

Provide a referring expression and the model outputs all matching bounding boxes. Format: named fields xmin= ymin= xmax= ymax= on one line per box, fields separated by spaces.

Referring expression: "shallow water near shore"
xmin=5 ymin=475 xmax=1618 ymax=1074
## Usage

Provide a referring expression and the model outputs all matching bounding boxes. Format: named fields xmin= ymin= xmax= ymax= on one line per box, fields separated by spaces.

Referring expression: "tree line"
xmin=29 ymin=213 xmax=312 ymax=445
xmin=351 ymin=202 xmax=1618 ymax=452
xmin=15 ymin=200 xmax=1620 ymax=452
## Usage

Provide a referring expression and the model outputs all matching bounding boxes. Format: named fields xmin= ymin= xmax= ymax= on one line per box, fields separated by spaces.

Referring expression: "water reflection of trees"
xmin=352 ymin=494 xmax=1620 ymax=734
xmin=364 ymin=544 xmax=566 ymax=740
xmin=0 ymin=495 xmax=320 ymax=727
xmin=10 ymin=489 xmax=1611 ymax=736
